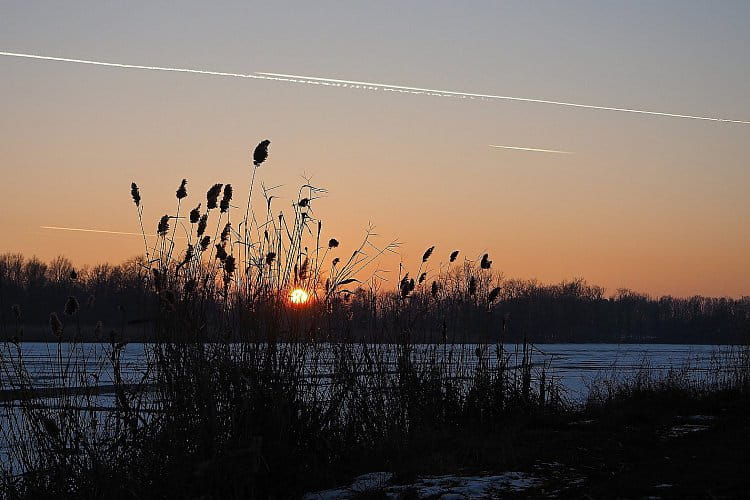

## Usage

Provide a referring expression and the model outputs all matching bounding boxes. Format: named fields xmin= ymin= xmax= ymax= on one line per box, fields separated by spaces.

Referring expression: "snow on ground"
xmin=664 ymin=415 xmax=715 ymax=439
xmin=303 ymin=471 xmax=542 ymax=499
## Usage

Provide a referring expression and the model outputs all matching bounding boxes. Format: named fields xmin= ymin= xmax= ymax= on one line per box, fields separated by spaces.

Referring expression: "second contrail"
xmin=2 ymin=50 xmax=748 ymax=126
xmin=489 ymin=145 xmax=572 ymax=154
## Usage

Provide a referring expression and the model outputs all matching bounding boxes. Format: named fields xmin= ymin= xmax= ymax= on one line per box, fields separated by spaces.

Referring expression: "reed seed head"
xmin=199 ymin=235 xmax=211 ymax=250
xmin=215 ymin=243 xmax=228 ymax=261
xmin=220 ymin=184 xmax=233 ymax=213
xmin=328 ymin=238 xmax=339 ymax=249
xmin=400 ymin=274 xmax=415 ymax=298
xmin=298 ymin=198 xmax=309 ymax=208
xmin=70 ymin=269 xmax=78 ymax=280
xmin=480 ymin=253 xmax=492 ymax=269
xmin=197 ymin=214 xmax=208 ymax=236
xmin=265 ymin=252 xmax=276 ymax=266
xmin=179 ymin=245 xmax=194 ymax=267
xmin=176 ymin=179 xmax=188 ymax=200
xmin=299 ymin=257 xmax=309 ymax=280
xmin=332 ymin=257 xmax=340 ymax=266
xmin=450 ymin=250 xmax=459 ymax=262
xmin=220 ymin=222 xmax=231 ymax=243
xmin=49 ymin=312 xmax=63 ymax=337
xmin=419 ymin=272 xmax=427 ymax=284
xmin=422 ymin=246 xmax=435 ymax=262
xmin=190 ymin=204 xmax=201 ymax=224
xmin=130 ymin=182 xmax=141 ymax=207
xmin=64 ymin=296 xmax=80 ymax=316
xmin=157 ymin=215 xmax=170 ymax=236
xmin=489 ymin=286 xmax=501 ymax=303
xmin=206 ymin=183 xmax=223 ymax=210
xmin=253 ymin=139 xmax=271 ymax=166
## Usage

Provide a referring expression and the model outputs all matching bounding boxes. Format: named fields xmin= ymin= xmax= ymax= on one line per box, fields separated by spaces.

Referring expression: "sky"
xmin=1 ymin=1 xmax=749 ymax=298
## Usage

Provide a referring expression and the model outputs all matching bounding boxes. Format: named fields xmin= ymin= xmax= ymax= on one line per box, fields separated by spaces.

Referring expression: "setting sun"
xmin=289 ymin=288 xmax=310 ymax=305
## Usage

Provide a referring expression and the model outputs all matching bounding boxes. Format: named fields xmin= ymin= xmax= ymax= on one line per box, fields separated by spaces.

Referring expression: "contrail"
xmin=0 ymin=51 xmax=268 ymax=81
xmin=489 ymin=145 xmax=573 ymax=154
xmin=259 ymin=72 xmax=750 ymax=125
xmin=41 ymin=226 xmax=156 ymax=237
xmin=2 ymin=51 xmax=748 ymax=125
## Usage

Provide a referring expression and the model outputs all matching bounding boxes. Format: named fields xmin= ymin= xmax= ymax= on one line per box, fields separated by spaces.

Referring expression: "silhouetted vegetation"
xmin=1 ymin=140 xmax=749 ymax=499
xmin=2 ymin=252 xmax=747 ymax=344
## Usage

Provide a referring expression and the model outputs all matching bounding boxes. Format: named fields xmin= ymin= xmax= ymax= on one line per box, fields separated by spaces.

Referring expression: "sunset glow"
xmin=1 ymin=3 xmax=749 ymax=298
xmin=289 ymin=288 xmax=310 ymax=305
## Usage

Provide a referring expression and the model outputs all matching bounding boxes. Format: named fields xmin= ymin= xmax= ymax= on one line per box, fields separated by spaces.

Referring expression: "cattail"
xmin=449 ymin=250 xmax=459 ymax=262
xmin=11 ymin=304 xmax=21 ymax=320
xmin=49 ymin=312 xmax=63 ymax=337
xmin=224 ymin=255 xmax=236 ymax=274
xmin=220 ymin=184 xmax=233 ymax=213
xmin=480 ymin=253 xmax=492 ymax=269
xmin=215 ymin=243 xmax=228 ymax=261
xmin=157 ymin=215 xmax=170 ymax=236
xmin=189 ymin=204 xmax=201 ymax=224
xmin=265 ymin=252 xmax=276 ymax=266
xmin=328 ymin=238 xmax=339 ymax=249
xmin=468 ymin=276 xmax=477 ymax=296
xmin=199 ymin=236 xmax=211 ymax=250
xmin=253 ymin=139 xmax=271 ymax=166
xmin=488 ymin=286 xmax=502 ymax=303
xmin=220 ymin=222 xmax=231 ymax=243
xmin=130 ymin=182 xmax=141 ymax=207
xmin=422 ymin=246 xmax=435 ymax=262
xmin=418 ymin=272 xmax=427 ymax=284
xmin=206 ymin=183 xmax=223 ymax=210
xmin=176 ymin=179 xmax=188 ymax=200
xmin=298 ymin=198 xmax=309 ymax=208
xmin=431 ymin=281 xmax=439 ymax=298
xmin=64 ymin=296 xmax=79 ymax=316
xmin=197 ymin=214 xmax=208 ymax=237
xmin=70 ymin=269 xmax=78 ymax=280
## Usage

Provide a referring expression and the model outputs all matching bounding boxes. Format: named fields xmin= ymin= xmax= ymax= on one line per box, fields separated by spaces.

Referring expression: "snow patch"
xmin=304 ymin=471 xmax=542 ymax=499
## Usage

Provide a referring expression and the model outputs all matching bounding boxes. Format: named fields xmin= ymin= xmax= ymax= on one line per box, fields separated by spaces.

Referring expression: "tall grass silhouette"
xmin=0 ymin=140 xmax=748 ymax=499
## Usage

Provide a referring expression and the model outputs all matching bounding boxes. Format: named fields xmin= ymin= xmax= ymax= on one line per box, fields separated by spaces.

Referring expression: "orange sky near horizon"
xmin=1 ymin=2 xmax=749 ymax=299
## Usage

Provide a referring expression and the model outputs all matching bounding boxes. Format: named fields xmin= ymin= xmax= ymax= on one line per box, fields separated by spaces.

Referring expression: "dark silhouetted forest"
xmin=2 ymin=253 xmax=747 ymax=343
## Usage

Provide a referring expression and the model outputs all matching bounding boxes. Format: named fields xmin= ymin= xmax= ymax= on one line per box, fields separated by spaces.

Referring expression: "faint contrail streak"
xmin=41 ymin=226 xmax=155 ymax=236
xmin=2 ymin=51 xmax=748 ymax=125
xmin=489 ymin=145 xmax=573 ymax=154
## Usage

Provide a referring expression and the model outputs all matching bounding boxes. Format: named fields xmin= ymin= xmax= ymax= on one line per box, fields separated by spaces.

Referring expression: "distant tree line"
xmin=0 ymin=253 xmax=154 ymax=341
xmin=1 ymin=253 xmax=748 ymax=344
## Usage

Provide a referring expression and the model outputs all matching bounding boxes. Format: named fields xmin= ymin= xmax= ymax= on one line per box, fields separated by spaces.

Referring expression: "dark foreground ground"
xmin=305 ymin=391 xmax=750 ymax=499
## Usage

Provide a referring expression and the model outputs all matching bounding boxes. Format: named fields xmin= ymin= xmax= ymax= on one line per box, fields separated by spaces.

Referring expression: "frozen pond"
xmin=0 ymin=342 xmax=735 ymax=400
